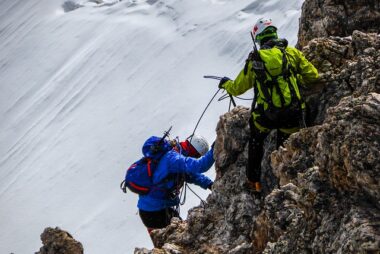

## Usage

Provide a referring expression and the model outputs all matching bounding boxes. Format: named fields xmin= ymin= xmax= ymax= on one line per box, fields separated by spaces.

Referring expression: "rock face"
xmin=257 ymin=93 xmax=380 ymax=253
xmin=135 ymin=1 xmax=380 ymax=254
xmin=297 ymin=0 xmax=380 ymax=48
xmin=35 ymin=227 xmax=83 ymax=254
xmin=302 ymin=30 xmax=380 ymax=127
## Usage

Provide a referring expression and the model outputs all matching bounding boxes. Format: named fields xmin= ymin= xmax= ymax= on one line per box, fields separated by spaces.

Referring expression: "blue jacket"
xmin=137 ymin=147 xmax=214 ymax=211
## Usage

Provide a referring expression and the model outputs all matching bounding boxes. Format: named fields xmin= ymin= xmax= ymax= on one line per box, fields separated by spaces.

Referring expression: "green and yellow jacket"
xmin=223 ymin=43 xmax=319 ymax=111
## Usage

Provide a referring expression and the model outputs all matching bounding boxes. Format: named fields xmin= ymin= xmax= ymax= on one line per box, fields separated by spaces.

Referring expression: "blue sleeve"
xmin=185 ymin=173 xmax=213 ymax=189
xmin=166 ymin=148 xmax=215 ymax=175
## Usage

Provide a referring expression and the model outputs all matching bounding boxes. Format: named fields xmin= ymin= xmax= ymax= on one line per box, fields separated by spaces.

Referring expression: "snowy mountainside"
xmin=0 ymin=0 xmax=303 ymax=253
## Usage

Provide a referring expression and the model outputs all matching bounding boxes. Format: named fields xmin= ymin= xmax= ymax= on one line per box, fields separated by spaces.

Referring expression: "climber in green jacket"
xmin=219 ymin=18 xmax=319 ymax=192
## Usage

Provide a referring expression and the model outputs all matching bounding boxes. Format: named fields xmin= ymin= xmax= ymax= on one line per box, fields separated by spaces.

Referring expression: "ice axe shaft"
xmin=203 ymin=75 xmax=223 ymax=80
xmin=230 ymin=95 xmax=236 ymax=107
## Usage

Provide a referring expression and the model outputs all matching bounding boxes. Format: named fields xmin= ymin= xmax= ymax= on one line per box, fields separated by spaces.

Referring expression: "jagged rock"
xmin=297 ymin=0 xmax=380 ymax=48
xmin=318 ymin=94 xmax=380 ymax=201
xmin=134 ymin=248 xmax=152 ymax=254
xmin=302 ymin=30 xmax=380 ymax=125
xmin=35 ymin=227 xmax=83 ymax=254
xmin=214 ymin=106 xmax=250 ymax=173
xmin=262 ymin=93 xmax=380 ymax=253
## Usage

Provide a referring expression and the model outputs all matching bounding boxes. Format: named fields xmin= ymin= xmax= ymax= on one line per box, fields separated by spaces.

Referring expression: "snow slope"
xmin=0 ymin=0 xmax=303 ymax=253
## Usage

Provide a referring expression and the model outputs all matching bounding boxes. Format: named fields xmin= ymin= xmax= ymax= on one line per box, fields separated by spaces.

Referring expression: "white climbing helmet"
xmin=189 ymin=135 xmax=209 ymax=156
xmin=252 ymin=17 xmax=277 ymax=42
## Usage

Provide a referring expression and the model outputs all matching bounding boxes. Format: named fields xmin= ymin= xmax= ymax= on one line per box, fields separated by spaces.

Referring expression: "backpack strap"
xmin=250 ymin=49 xmax=277 ymax=108
xmin=243 ymin=52 xmax=260 ymax=110
xmin=279 ymin=47 xmax=307 ymax=127
xmin=146 ymin=158 xmax=152 ymax=177
xmin=244 ymin=51 xmax=253 ymax=75
xmin=279 ymin=47 xmax=299 ymax=103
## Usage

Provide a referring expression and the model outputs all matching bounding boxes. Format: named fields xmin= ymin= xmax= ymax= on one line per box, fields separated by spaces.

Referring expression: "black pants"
xmin=139 ymin=208 xmax=180 ymax=230
xmin=246 ymin=114 xmax=292 ymax=183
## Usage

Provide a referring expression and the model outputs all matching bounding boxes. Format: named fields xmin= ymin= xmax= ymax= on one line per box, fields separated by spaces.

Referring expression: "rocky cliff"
xmin=134 ymin=0 xmax=380 ymax=253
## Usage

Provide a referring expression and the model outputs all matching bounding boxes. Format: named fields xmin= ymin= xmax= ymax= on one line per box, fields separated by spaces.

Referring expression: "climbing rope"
xmin=179 ymin=183 xmax=206 ymax=208
xmin=186 ymin=183 xmax=206 ymax=207
xmin=189 ymin=75 xmax=253 ymax=141
xmin=189 ymin=87 xmax=221 ymax=141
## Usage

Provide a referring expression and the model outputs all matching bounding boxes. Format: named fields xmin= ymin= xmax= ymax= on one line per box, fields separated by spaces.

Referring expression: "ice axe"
xmin=203 ymin=75 xmax=236 ymax=107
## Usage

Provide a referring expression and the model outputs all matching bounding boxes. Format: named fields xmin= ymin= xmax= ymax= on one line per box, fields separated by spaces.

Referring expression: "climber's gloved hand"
xmin=211 ymin=141 xmax=215 ymax=150
xmin=218 ymin=76 xmax=231 ymax=89
xmin=207 ymin=182 xmax=213 ymax=190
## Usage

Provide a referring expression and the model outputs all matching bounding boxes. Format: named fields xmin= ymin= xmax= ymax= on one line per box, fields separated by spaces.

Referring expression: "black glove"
xmin=218 ymin=76 xmax=231 ymax=89
xmin=211 ymin=141 xmax=215 ymax=149
xmin=207 ymin=183 xmax=213 ymax=190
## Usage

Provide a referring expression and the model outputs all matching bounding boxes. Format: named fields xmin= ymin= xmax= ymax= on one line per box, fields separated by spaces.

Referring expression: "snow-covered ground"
xmin=0 ymin=0 xmax=303 ymax=253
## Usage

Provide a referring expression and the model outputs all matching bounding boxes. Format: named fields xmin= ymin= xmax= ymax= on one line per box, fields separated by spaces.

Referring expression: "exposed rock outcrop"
xmin=255 ymin=92 xmax=380 ymax=253
xmin=135 ymin=1 xmax=380 ymax=253
xmin=301 ymin=30 xmax=380 ymax=125
xmin=297 ymin=0 xmax=380 ymax=48
xmin=35 ymin=227 xmax=83 ymax=254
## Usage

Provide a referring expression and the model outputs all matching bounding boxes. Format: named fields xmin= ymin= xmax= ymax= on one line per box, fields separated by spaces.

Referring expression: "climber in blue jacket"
xmin=138 ymin=135 xmax=214 ymax=235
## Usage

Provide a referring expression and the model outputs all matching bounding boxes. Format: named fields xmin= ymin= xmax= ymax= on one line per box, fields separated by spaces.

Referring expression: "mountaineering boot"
xmin=254 ymin=182 xmax=262 ymax=192
xmin=246 ymin=180 xmax=262 ymax=193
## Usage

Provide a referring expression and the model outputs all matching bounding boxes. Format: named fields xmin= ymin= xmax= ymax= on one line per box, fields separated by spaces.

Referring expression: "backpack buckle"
xmin=252 ymin=60 xmax=264 ymax=70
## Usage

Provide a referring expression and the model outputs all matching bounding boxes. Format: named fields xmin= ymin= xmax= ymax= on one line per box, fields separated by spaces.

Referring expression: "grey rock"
xmin=297 ymin=0 xmax=380 ymax=49
xmin=35 ymin=227 xmax=83 ymax=254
